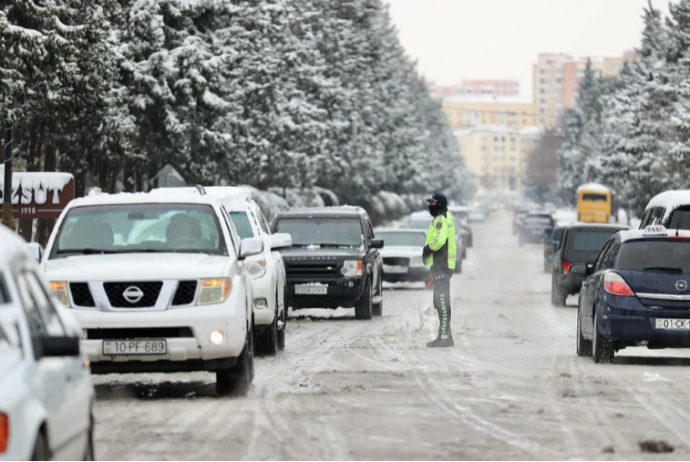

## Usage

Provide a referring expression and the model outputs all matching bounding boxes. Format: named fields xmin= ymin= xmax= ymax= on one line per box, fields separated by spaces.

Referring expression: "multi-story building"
xmin=533 ymin=50 xmax=637 ymax=126
xmin=442 ymin=95 xmax=536 ymax=130
xmin=458 ymin=79 xmax=520 ymax=97
xmin=430 ymin=83 xmax=459 ymax=99
xmin=455 ymin=125 xmax=542 ymax=193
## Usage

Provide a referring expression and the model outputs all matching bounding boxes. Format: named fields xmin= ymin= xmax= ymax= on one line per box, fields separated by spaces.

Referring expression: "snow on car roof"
xmin=409 ymin=211 xmax=430 ymax=219
xmin=619 ymin=228 xmax=690 ymax=243
xmin=645 ymin=190 xmax=690 ymax=217
xmin=576 ymin=183 xmax=610 ymax=193
xmin=0 ymin=225 xmax=32 ymax=263
xmin=67 ymin=191 xmax=222 ymax=208
xmin=278 ymin=206 xmax=365 ymax=217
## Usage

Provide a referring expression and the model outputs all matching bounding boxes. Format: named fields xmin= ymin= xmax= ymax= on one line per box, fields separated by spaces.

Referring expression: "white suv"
xmin=0 ymin=226 xmax=94 ymax=461
xmin=205 ymin=187 xmax=291 ymax=355
xmin=42 ymin=189 xmax=263 ymax=396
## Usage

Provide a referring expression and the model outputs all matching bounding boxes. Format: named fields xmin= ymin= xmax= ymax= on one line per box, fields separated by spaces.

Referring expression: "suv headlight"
xmin=197 ymin=278 xmax=232 ymax=305
xmin=245 ymin=259 xmax=267 ymax=279
xmin=410 ymin=256 xmax=424 ymax=267
xmin=48 ymin=281 xmax=71 ymax=307
xmin=341 ymin=260 xmax=363 ymax=278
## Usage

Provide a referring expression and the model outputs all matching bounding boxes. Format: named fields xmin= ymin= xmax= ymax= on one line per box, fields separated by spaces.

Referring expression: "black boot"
xmin=426 ymin=335 xmax=454 ymax=348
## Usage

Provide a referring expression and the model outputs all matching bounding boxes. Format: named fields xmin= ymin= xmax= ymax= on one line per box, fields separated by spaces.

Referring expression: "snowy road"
xmin=93 ymin=211 xmax=690 ymax=460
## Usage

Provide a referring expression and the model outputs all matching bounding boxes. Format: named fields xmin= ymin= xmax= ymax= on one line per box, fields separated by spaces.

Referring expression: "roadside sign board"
xmin=0 ymin=169 xmax=75 ymax=219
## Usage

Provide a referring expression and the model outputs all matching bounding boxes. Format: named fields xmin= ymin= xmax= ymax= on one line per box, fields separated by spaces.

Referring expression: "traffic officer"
xmin=422 ymin=192 xmax=457 ymax=348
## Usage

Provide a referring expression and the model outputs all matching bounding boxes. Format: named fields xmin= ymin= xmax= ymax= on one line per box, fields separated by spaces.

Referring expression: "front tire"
xmin=454 ymin=258 xmax=463 ymax=274
xmin=216 ymin=322 xmax=255 ymax=396
xmin=277 ymin=294 xmax=286 ymax=351
xmin=593 ymin=312 xmax=614 ymax=363
xmin=257 ymin=301 xmax=279 ymax=356
xmin=372 ymin=275 xmax=383 ymax=317
xmin=355 ymin=279 xmax=373 ymax=320
xmin=551 ymin=276 xmax=566 ymax=307
xmin=31 ymin=431 xmax=48 ymax=461
xmin=576 ymin=307 xmax=593 ymax=357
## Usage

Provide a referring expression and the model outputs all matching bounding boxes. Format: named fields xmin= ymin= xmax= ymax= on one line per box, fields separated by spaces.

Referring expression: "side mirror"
xmin=569 ymin=263 xmax=589 ymax=276
xmin=370 ymin=238 xmax=384 ymax=249
xmin=270 ymin=233 xmax=292 ymax=250
xmin=33 ymin=336 xmax=80 ymax=359
xmin=27 ymin=242 xmax=43 ymax=263
xmin=239 ymin=237 xmax=264 ymax=261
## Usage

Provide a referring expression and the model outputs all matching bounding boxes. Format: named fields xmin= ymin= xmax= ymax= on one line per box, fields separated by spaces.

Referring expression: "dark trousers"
xmin=432 ymin=269 xmax=453 ymax=339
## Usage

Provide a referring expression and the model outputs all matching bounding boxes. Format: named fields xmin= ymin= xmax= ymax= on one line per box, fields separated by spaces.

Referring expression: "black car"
xmin=551 ymin=223 xmax=628 ymax=306
xmin=518 ymin=213 xmax=554 ymax=246
xmin=272 ymin=206 xmax=384 ymax=320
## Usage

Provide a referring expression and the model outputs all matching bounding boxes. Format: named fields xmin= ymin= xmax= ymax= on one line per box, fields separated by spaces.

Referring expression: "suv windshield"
xmin=51 ymin=203 xmax=226 ymax=257
xmin=276 ymin=217 xmax=362 ymax=247
xmin=229 ymin=212 xmax=254 ymax=239
xmin=616 ymin=239 xmax=690 ymax=273
xmin=377 ymin=232 xmax=425 ymax=247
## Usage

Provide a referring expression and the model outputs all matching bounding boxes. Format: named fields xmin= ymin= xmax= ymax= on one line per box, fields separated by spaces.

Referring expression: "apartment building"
xmin=455 ymin=125 xmax=542 ymax=193
xmin=442 ymin=95 xmax=536 ymax=130
xmin=533 ymin=51 xmax=636 ymax=126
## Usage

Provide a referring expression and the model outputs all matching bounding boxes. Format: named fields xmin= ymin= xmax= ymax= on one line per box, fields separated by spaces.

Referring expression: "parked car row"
xmin=527 ymin=188 xmax=690 ymax=364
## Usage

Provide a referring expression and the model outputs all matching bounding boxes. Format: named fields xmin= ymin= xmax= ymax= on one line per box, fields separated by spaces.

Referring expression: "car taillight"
xmin=604 ymin=272 xmax=635 ymax=296
xmin=551 ymin=220 xmax=556 ymax=227
xmin=562 ymin=260 xmax=572 ymax=273
xmin=0 ymin=413 xmax=7 ymax=453
xmin=546 ymin=240 xmax=552 ymax=255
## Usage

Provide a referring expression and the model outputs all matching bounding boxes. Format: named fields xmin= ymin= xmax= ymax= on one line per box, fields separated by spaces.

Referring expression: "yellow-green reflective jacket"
xmin=424 ymin=211 xmax=456 ymax=270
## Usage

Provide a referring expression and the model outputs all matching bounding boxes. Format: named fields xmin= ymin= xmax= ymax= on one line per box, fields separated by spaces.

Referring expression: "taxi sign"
xmin=643 ymin=225 xmax=667 ymax=236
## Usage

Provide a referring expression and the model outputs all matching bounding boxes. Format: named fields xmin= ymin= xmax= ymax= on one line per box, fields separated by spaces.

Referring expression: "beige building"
xmin=533 ymin=51 xmax=637 ymax=127
xmin=442 ymin=95 xmax=536 ymax=130
xmin=455 ymin=125 xmax=542 ymax=193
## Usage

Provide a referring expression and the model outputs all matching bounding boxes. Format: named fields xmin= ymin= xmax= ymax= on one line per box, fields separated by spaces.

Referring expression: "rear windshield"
xmin=275 ymin=217 xmax=362 ymax=247
xmin=668 ymin=208 xmax=690 ymax=230
xmin=568 ymin=230 xmax=618 ymax=252
xmin=525 ymin=217 xmax=551 ymax=225
xmin=228 ymin=212 xmax=254 ymax=239
xmin=582 ymin=193 xmax=607 ymax=202
xmin=377 ymin=232 xmax=425 ymax=247
xmin=616 ymin=239 xmax=690 ymax=273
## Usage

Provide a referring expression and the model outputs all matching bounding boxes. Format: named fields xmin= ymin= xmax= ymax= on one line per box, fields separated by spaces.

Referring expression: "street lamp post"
xmin=2 ymin=124 xmax=15 ymax=231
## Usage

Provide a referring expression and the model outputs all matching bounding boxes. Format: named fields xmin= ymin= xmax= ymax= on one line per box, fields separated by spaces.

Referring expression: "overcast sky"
xmin=385 ymin=0 xmax=677 ymax=97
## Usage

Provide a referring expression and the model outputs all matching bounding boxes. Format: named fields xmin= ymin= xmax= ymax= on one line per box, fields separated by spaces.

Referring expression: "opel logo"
xmin=123 ymin=286 xmax=144 ymax=304
xmin=676 ymin=280 xmax=688 ymax=292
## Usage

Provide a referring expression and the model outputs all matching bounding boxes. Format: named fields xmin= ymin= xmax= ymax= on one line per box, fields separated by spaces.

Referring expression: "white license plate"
xmin=384 ymin=265 xmax=408 ymax=274
xmin=655 ymin=318 xmax=690 ymax=331
xmin=295 ymin=285 xmax=328 ymax=295
xmin=103 ymin=340 xmax=167 ymax=355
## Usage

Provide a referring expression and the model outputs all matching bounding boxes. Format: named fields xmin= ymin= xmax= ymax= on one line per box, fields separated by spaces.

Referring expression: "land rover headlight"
xmin=340 ymin=260 xmax=363 ymax=278
xmin=245 ymin=259 xmax=267 ymax=279
xmin=48 ymin=281 xmax=71 ymax=307
xmin=197 ymin=278 xmax=232 ymax=305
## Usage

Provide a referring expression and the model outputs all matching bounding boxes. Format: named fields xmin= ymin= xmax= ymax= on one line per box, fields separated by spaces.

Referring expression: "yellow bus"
xmin=577 ymin=183 xmax=613 ymax=223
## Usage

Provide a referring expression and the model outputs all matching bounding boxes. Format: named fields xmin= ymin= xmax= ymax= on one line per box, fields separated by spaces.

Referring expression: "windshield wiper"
xmin=317 ymin=243 xmax=355 ymax=248
xmin=643 ymin=266 xmax=683 ymax=274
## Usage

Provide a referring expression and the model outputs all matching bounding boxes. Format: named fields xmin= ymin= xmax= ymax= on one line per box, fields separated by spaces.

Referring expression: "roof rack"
xmin=195 ymin=185 xmax=207 ymax=196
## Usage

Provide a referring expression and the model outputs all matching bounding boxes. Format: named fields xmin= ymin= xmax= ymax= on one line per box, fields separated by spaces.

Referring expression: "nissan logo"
xmin=676 ymin=280 xmax=688 ymax=292
xmin=123 ymin=286 xmax=144 ymax=304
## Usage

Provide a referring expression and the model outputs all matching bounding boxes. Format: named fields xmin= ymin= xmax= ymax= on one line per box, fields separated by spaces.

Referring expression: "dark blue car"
xmin=573 ymin=226 xmax=690 ymax=363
